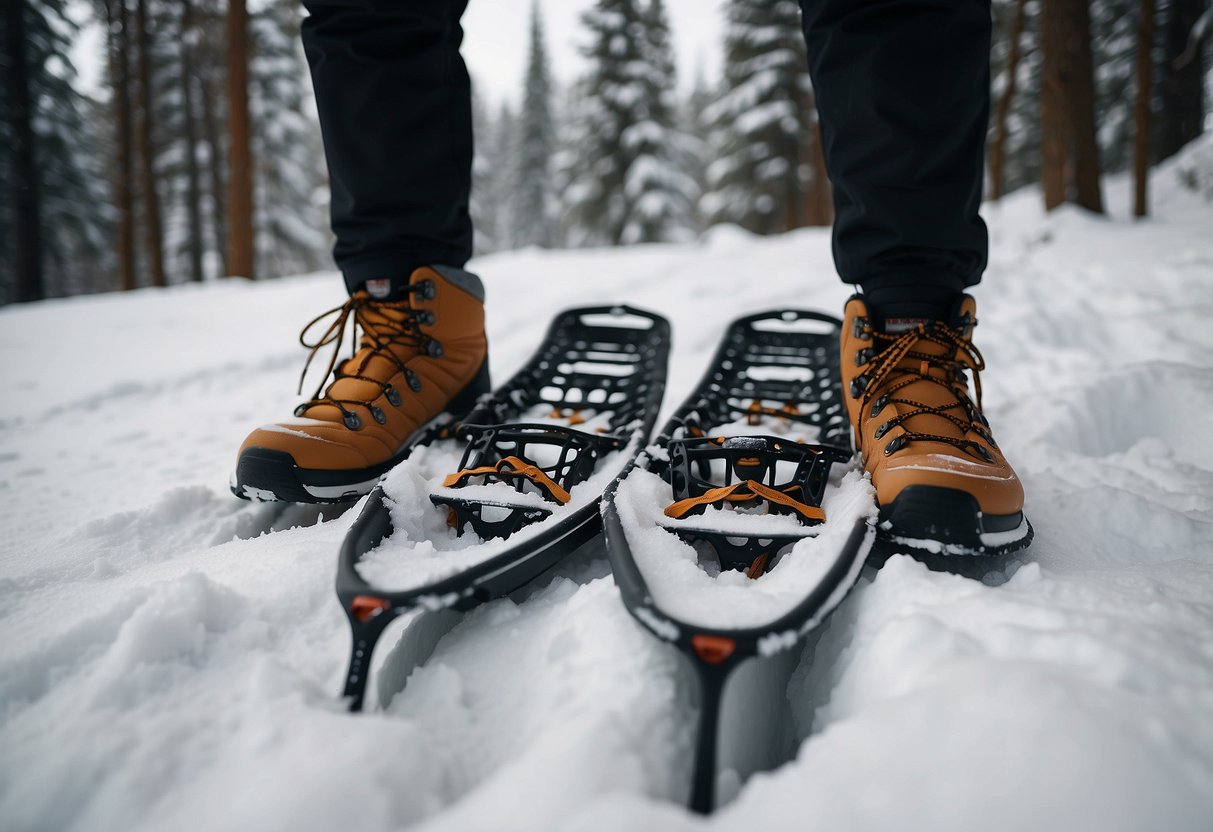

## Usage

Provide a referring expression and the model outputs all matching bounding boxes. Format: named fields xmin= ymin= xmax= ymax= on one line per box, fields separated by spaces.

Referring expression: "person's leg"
xmin=799 ymin=0 xmax=991 ymax=323
xmin=800 ymin=1 xmax=1030 ymax=555
xmin=233 ymin=0 xmax=488 ymax=504
xmin=302 ymin=0 xmax=473 ymax=296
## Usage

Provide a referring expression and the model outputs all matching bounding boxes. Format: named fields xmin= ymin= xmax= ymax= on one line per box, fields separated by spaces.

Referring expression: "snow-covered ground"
xmin=3 ymin=143 xmax=1213 ymax=831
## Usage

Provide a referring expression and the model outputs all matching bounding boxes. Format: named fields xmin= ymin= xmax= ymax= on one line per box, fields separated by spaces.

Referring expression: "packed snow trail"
xmin=3 ymin=147 xmax=1213 ymax=831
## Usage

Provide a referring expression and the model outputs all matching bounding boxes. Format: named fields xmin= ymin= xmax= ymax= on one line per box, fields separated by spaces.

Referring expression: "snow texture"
xmin=3 ymin=142 xmax=1213 ymax=830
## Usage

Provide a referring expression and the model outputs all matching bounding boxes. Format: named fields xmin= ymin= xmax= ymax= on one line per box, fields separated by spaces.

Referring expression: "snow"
xmin=3 ymin=142 xmax=1213 ymax=830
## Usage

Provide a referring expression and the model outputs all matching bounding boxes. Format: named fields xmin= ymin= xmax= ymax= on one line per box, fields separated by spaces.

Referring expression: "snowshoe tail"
xmin=602 ymin=309 xmax=877 ymax=812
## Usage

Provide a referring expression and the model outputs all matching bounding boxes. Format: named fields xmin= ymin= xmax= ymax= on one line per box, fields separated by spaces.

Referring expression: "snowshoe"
xmin=601 ymin=309 xmax=877 ymax=812
xmin=336 ymin=305 xmax=670 ymax=711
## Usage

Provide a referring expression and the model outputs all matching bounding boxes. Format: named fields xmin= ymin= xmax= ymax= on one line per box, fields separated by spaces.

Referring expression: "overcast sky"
xmin=463 ymin=0 xmax=725 ymax=105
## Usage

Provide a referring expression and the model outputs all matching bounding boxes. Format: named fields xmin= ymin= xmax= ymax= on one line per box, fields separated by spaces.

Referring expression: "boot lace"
xmin=852 ymin=315 xmax=997 ymax=462
xmin=294 ymin=283 xmax=438 ymax=430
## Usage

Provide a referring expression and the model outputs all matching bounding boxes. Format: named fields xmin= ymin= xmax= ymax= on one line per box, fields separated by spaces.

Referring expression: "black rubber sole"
xmin=232 ymin=447 xmax=407 ymax=504
xmin=878 ymin=484 xmax=1032 ymax=556
xmin=231 ymin=360 xmax=491 ymax=504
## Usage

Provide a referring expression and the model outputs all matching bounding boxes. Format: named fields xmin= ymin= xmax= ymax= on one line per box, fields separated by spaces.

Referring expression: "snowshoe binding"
xmin=336 ymin=306 xmax=670 ymax=711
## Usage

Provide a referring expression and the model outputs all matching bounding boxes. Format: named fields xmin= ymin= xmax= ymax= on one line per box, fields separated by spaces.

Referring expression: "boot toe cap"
xmin=238 ymin=421 xmax=376 ymax=471
xmin=879 ymin=452 xmax=1024 ymax=517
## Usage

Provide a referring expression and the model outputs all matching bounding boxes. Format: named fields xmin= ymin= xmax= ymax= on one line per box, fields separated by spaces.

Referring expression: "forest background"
xmin=1 ymin=0 xmax=1209 ymax=305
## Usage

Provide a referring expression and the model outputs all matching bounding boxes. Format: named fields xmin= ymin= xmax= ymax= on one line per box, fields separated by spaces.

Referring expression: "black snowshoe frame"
xmin=335 ymin=305 xmax=670 ymax=712
xmin=602 ymin=309 xmax=876 ymax=813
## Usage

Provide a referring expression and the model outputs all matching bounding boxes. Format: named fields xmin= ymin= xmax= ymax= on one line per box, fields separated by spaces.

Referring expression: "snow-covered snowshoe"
xmin=336 ymin=306 xmax=670 ymax=711
xmin=602 ymin=309 xmax=877 ymax=812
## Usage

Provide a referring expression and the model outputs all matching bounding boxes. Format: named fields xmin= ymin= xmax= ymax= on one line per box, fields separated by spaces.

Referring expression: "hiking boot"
xmin=839 ymin=294 xmax=1031 ymax=554
xmin=232 ymin=266 xmax=490 ymax=503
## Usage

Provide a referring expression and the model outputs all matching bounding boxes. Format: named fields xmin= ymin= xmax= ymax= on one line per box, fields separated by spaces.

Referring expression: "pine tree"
xmin=470 ymin=95 xmax=518 ymax=255
xmin=1089 ymin=0 xmax=1139 ymax=174
xmin=562 ymin=0 xmax=697 ymax=246
xmin=469 ymin=88 xmax=499 ymax=255
xmin=989 ymin=0 xmax=1044 ymax=196
xmin=226 ymin=0 xmax=254 ymax=278
xmin=1 ymin=0 xmax=112 ymax=303
xmin=248 ymin=0 xmax=329 ymax=278
xmin=703 ymin=0 xmax=828 ymax=234
xmin=1155 ymin=0 xmax=1207 ymax=162
xmin=512 ymin=1 xmax=556 ymax=249
xmin=621 ymin=0 xmax=698 ymax=243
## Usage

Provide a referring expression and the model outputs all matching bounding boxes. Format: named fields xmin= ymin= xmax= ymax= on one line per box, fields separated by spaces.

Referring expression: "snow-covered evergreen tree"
xmin=702 ymin=0 xmax=825 ymax=234
xmin=471 ymin=97 xmax=518 ymax=254
xmin=0 ymin=0 xmax=112 ymax=303
xmin=470 ymin=88 xmax=499 ymax=256
xmin=561 ymin=0 xmax=698 ymax=246
xmin=248 ymin=0 xmax=329 ymax=278
xmin=989 ymin=0 xmax=1042 ymax=196
xmin=511 ymin=1 xmax=556 ymax=249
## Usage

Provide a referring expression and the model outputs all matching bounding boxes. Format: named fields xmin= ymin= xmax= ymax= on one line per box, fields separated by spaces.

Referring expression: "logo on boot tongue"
xmin=365 ymin=279 xmax=392 ymax=300
xmin=883 ymin=317 xmax=931 ymax=334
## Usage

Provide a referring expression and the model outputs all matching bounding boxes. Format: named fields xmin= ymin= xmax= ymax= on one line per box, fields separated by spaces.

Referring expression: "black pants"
xmin=302 ymin=0 xmax=991 ymax=301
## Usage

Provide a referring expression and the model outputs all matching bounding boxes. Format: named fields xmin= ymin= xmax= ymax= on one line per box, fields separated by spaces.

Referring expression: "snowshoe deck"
xmin=335 ymin=305 xmax=670 ymax=711
xmin=601 ymin=309 xmax=877 ymax=812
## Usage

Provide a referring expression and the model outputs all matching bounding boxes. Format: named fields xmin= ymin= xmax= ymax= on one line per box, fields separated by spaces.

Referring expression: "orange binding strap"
xmin=663 ymin=479 xmax=825 ymax=524
xmin=745 ymin=401 xmax=800 ymax=425
xmin=745 ymin=552 xmax=770 ymax=580
xmin=443 ymin=456 xmax=572 ymax=504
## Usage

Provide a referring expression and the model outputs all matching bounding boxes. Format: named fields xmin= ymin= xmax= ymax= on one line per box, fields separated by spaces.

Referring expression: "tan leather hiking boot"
xmin=233 ymin=266 xmax=490 ymax=503
xmin=840 ymin=294 xmax=1031 ymax=554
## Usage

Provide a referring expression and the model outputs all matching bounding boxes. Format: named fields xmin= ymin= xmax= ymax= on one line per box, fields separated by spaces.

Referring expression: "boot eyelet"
xmin=855 ymin=347 xmax=873 ymax=366
xmin=852 ymin=316 xmax=869 ymax=339
xmin=884 ymin=435 xmax=907 ymax=455
xmin=874 ymin=421 xmax=892 ymax=439
xmin=420 ymin=280 xmax=436 ymax=300
xmin=420 ymin=310 xmax=436 ymax=326
xmin=343 ymin=413 xmax=363 ymax=431
xmin=406 ymin=371 xmax=423 ymax=392
xmin=870 ymin=395 xmax=890 ymax=418
xmin=385 ymin=386 xmax=402 ymax=407
xmin=370 ymin=406 xmax=386 ymax=424
xmin=427 ymin=340 xmax=443 ymax=358
xmin=849 ymin=375 xmax=867 ymax=398
xmin=974 ymin=444 xmax=994 ymax=462
xmin=293 ymin=404 xmax=308 ymax=417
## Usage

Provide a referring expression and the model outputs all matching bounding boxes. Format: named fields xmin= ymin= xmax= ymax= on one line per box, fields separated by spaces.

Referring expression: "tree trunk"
xmin=990 ymin=0 xmax=1028 ymax=201
xmin=1134 ymin=0 xmax=1155 ymax=218
xmin=198 ymin=56 xmax=229 ymax=277
xmin=1068 ymin=0 xmax=1104 ymax=213
xmin=180 ymin=1 xmax=206 ymax=282
xmin=105 ymin=0 xmax=137 ymax=292
xmin=1040 ymin=0 xmax=1104 ymax=214
xmin=1155 ymin=0 xmax=1205 ymax=161
xmin=4 ymin=0 xmax=45 ymax=303
xmin=135 ymin=0 xmax=167 ymax=287
xmin=1040 ymin=0 xmax=1068 ymax=210
xmin=225 ymin=0 xmax=255 ymax=279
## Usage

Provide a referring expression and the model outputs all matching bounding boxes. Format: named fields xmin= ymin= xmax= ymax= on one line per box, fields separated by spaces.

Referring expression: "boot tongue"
xmin=882 ymin=316 xmax=934 ymax=335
